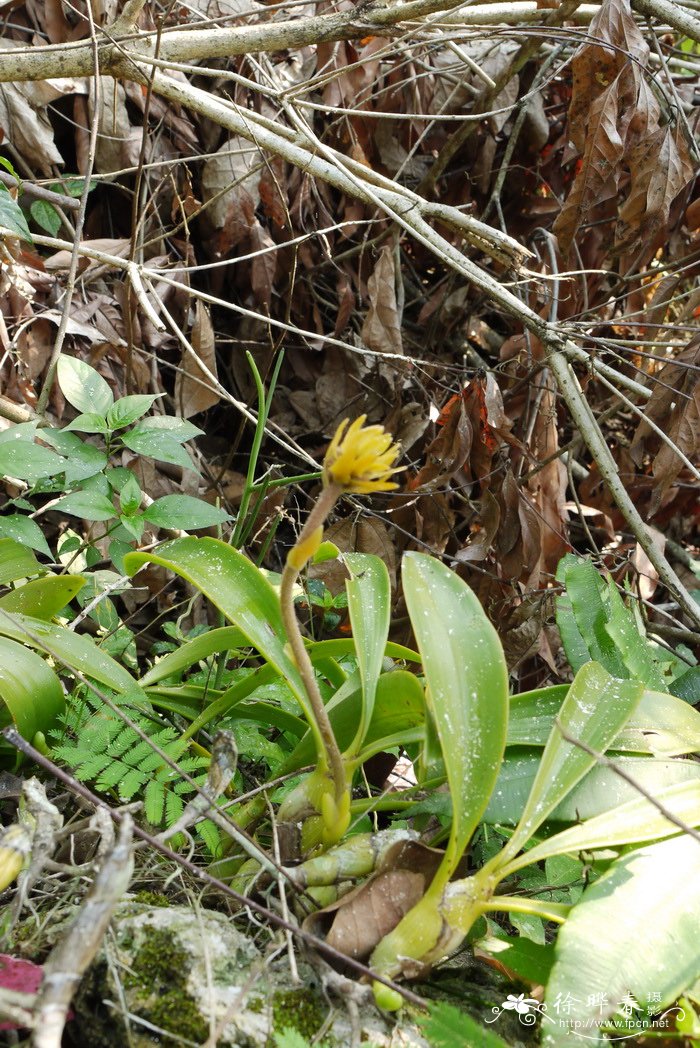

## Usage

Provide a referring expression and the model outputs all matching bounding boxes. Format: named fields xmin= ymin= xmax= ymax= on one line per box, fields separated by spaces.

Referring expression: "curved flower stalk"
xmin=278 ymin=417 xmax=402 ymax=851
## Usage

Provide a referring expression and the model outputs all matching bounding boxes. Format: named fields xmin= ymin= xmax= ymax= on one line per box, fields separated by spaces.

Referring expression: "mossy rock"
xmin=71 ymin=904 xmax=427 ymax=1048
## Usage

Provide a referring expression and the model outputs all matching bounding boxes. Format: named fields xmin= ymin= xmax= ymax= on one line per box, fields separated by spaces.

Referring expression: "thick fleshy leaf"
xmin=344 ymin=553 xmax=390 ymax=756
xmin=484 ymin=753 xmax=700 ymax=825
xmin=124 ymin=538 xmax=306 ymax=712
xmin=402 ymin=551 xmax=508 ymax=884
xmin=509 ymin=685 xmax=700 ymax=757
xmin=285 ymin=670 xmax=425 ymax=773
xmin=0 ymin=575 xmax=86 ymax=619
xmin=139 ymin=625 xmax=247 ymax=686
xmin=498 ymin=663 xmax=643 ymax=862
xmin=543 ymin=834 xmax=700 ymax=1046
xmin=0 ymin=538 xmax=41 ymax=585
xmin=0 ymin=636 xmax=64 ymax=744
xmin=505 ymin=780 xmax=700 ymax=873
xmin=0 ymin=612 xmax=141 ymax=696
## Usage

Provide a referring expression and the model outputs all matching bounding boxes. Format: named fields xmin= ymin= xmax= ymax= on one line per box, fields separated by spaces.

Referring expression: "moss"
xmin=126 ymin=928 xmax=209 ymax=1043
xmin=131 ymin=890 xmax=170 ymax=908
xmin=269 ymin=987 xmax=326 ymax=1044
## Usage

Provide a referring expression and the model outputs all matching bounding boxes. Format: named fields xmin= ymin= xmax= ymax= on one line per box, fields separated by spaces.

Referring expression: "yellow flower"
xmin=323 ymin=416 xmax=402 ymax=494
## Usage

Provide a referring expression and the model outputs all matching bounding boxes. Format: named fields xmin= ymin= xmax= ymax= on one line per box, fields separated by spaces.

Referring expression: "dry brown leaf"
xmin=0 ymin=47 xmax=65 ymax=173
xmin=174 ymin=301 xmax=220 ymax=418
xmin=629 ymin=337 xmax=700 ymax=515
xmin=89 ymin=77 xmax=141 ymax=174
xmin=361 ymin=246 xmax=403 ymax=358
xmin=201 ymin=136 xmax=261 ymax=239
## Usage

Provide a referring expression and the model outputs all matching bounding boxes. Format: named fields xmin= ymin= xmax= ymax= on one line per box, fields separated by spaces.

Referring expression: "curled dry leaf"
xmin=629 ymin=337 xmax=700 ymax=516
xmin=361 ymin=246 xmax=403 ymax=358
xmin=174 ymin=300 xmax=220 ymax=418
xmin=303 ymin=840 xmax=444 ymax=962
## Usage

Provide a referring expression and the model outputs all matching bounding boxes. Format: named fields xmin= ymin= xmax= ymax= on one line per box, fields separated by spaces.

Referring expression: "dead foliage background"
xmin=0 ymin=0 xmax=700 ymax=1038
xmin=0 ymin=0 xmax=698 ymax=679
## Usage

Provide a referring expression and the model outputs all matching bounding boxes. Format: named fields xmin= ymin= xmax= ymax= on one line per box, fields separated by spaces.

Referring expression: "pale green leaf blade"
xmin=484 ymin=754 xmax=700 ymax=825
xmin=0 ymin=611 xmax=142 ymax=696
xmin=57 ymin=356 xmax=114 ymax=416
xmin=52 ymin=491 xmax=116 ymax=522
xmin=124 ymin=538 xmax=306 ymax=710
xmin=0 ymin=575 xmax=86 ymax=619
xmin=502 ymin=663 xmax=643 ymax=858
xmin=509 ymin=780 xmax=700 ymax=871
xmin=344 ymin=552 xmax=390 ymax=755
xmin=139 ymin=625 xmax=247 ymax=686
xmin=0 ymin=538 xmax=41 ymax=585
xmin=0 ymin=635 xmax=65 ymax=742
xmin=542 ymin=834 xmax=700 ymax=1046
xmin=402 ymin=551 xmax=508 ymax=878
xmin=605 ymin=580 xmax=665 ymax=690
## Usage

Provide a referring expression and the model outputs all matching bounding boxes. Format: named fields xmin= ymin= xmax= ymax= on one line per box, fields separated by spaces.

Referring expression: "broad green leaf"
xmin=285 ymin=670 xmax=425 ymax=772
xmin=53 ymin=491 xmax=115 ymax=522
xmin=29 ymin=199 xmax=60 ymax=236
xmin=671 ymin=667 xmax=700 ymax=705
xmin=40 ymin=429 xmax=108 ymax=484
xmin=124 ymin=537 xmax=309 ymax=719
xmin=120 ymin=430 xmax=197 ymax=471
xmin=57 ymin=356 xmax=114 ymax=416
xmin=0 ymin=538 xmax=41 ymax=585
xmin=484 ymin=753 xmax=700 ymax=825
xmin=509 ymin=685 xmax=700 ymax=757
xmin=403 ymin=551 xmax=508 ymax=885
xmin=0 ymin=611 xmax=141 ymax=696
xmin=139 ymin=625 xmax=248 ymax=686
xmin=344 ymin=552 xmax=390 ymax=756
xmin=605 ymin=581 xmax=665 ymax=690
xmin=142 ymin=495 xmax=231 ymax=531
xmin=0 ymin=636 xmax=64 ymax=753
xmin=0 ymin=575 xmax=86 ymax=619
xmin=0 ymin=187 xmax=32 ymax=241
xmin=119 ymin=474 xmax=142 ymax=515
xmin=132 ymin=416 xmax=203 ymax=442
xmin=474 ymin=933 xmax=555 ymax=986
xmin=0 ymin=440 xmax=66 ymax=483
xmin=555 ymin=555 xmax=593 ymax=673
xmin=62 ymin=413 xmax=110 ymax=434
xmin=498 ymin=663 xmax=643 ymax=862
xmin=543 ymin=834 xmax=700 ymax=1046
xmin=106 ymin=394 xmax=162 ymax=430
xmin=506 ymin=780 xmax=700 ymax=873
xmin=0 ymin=515 xmax=52 ymax=558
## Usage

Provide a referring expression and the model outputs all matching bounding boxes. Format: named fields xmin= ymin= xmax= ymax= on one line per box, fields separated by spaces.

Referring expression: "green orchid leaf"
xmin=499 ymin=663 xmax=643 ymax=863
xmin=140 ymin=625 xmax=248 ymax=686
xmin=0 ymin=636 xmax=64 ymax=754
xmin=344 ymin=552 xmax=391 ymax=756
xmin=402 ymin=551 xmax=508 ymax=886
xmin=542 ymin=834 xmax=700 ymax=1046
xmin=124 ymin=537 xmax=307 ymax=714
xmin=505 ymin=780 xmax=700 ymax=873
xmin=484 ymin=753 xmax=700 ymax=825
xmin=0 ymin=575 xmax=86 ymax=619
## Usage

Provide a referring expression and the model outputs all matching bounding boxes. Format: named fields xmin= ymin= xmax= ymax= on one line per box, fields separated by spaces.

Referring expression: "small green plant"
xmin=3 ymin=418 xmax=700 ymax=1042
xmin=0 ymin=355 xmax=231 ymax=577
xmin=556 ymin=553 xmax=700 ymax=703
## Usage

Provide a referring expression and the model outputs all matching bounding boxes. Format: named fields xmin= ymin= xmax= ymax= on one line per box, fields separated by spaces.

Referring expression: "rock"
xmin=71 ymin=902 xmax=429 ymax=1047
